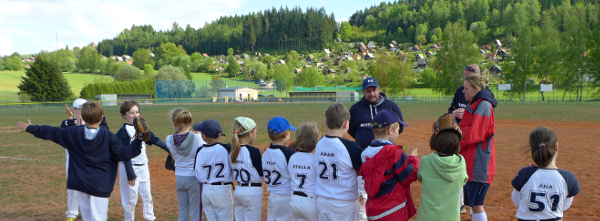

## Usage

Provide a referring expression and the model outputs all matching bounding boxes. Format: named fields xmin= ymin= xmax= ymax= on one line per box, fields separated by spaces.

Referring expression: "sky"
xmin=0 ymin=0 xmax=384 ymax=56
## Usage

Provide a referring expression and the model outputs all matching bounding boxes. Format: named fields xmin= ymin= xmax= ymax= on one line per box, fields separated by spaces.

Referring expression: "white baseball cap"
xmin=72 ymin=98 xmax=87 ymax=109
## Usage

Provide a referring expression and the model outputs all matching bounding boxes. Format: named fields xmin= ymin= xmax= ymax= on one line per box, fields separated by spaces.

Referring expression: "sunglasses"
xmin=464 ymin=66 xmax=477 ymax=72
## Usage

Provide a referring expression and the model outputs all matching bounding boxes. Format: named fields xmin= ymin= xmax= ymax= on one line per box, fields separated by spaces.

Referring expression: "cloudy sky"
xmin=0 ymin=0 xmax=382 ymax=56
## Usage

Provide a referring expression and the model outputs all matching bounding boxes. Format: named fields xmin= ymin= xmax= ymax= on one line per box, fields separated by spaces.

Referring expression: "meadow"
xmin=0 ymin=102 xmax=599 ymax=220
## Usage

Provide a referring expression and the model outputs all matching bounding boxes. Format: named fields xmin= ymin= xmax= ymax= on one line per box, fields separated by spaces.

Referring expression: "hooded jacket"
xmin=349 ymin=92 xmax=405 ymax=149
xmin=417 ymin=152 xmax=468 ymax=221
xmin=27 ymin=118 xmax=142 ymax=197
xmin=359 ymin=144 xmax=418 ymax=221
xmin=448 ymin=86 xmax=495 ymax=122
xmin=459 ymin=89 xmax=497 ymax=184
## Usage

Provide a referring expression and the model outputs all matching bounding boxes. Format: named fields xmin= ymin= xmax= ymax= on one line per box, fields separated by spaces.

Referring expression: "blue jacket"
xmin=28 ymin=118 xmax=142 ymax=198
xmin=349 ymin=92 xmax=404 ymax=149
xmin=115 ymin=123 xmax=168 ymax=180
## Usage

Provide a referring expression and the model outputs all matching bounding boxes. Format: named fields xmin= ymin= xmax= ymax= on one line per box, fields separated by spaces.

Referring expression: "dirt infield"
xmin=1 ymin=119 xmax=599 ymax=220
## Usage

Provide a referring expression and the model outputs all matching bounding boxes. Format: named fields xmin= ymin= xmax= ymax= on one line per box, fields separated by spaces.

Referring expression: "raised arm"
xmin=20 ymin=120 xmax=74 ymax=149
xmin=109 ymin=134 xmax=142 ymax=162
xmin=147 ymin=132 xmax=169 ymax=153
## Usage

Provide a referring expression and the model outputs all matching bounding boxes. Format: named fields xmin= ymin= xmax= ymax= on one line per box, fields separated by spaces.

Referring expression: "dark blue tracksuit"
xmin=349 ymin=92 xmax=404 ymax=149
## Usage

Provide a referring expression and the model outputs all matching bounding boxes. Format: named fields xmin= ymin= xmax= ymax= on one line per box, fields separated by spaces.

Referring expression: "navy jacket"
xmin=115 ymin=123 xmax=168 ymax=180
xmin=28 ymin=118 xmax=142 ymax=198
xmin=349 ymin=92 xmax=404 ymax=149
xmin=448 ymin=86 xmax=496 ymax=122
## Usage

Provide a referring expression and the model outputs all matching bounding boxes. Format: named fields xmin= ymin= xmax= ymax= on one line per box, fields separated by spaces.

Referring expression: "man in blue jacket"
xmin=448 ymin=64 xmax=496 ymax=122
xmin=349 ymin=77 xmax=405 ymax=149
xmin=348 ymin=76 xmax=405 ymax=221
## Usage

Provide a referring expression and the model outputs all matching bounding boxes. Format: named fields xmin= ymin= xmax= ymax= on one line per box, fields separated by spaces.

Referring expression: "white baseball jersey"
xmin=166 ymin=133 xmax=204 ymax=177
xmin=288 ymin=151 xmax=317 ymax=198
xmin=125 ymin=125 xmax=148 ymax=165
xmin=231 ymin=145 xmax=263 ymax=184
xmin=511 ymin=167 xmax=580 ymax=220
xmin=314 ymin=135 xmax=363 ymax=201
xmin=262 ymin=144 xmax=295 ymax=195
xmin=195 ymin=142 xmax=233 ymax=184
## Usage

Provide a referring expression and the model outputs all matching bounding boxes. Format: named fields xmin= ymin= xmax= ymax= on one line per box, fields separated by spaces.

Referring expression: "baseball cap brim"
xmin=289 ymin=125 xmax=296 ymax=131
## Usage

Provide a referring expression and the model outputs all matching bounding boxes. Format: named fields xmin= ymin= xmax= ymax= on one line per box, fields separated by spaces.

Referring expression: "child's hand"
xmin=128 ymin=178 xmax=136 ymax=187
xmin=409 ymin=147 xmax=418 ymax=157
xmin=16 ymin=119 xmax=32 ymax=132
xmin=65 ymin=104 xmax=73 ymax=119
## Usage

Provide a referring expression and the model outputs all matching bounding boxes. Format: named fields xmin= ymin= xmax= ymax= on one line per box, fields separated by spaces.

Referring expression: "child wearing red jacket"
xmin=359 ymin=110 xmax=419 ymax=221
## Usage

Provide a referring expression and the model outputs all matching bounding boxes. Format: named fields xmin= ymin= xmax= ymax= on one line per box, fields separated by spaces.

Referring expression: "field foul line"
xmin=0 ymin=156 xmax=48 ymax=162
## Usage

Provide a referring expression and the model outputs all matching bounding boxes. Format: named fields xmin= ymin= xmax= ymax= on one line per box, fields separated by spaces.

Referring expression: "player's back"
xmin=231 ymin=145 xmax=263 ymax=184
xmin=288 ymin=151 xmax=317 ymax=198
xmin=262 ymin=144 xmax=294 ymax=195
xmin=166 ymin=132 xmax=203 ymax=177
xmin=512 ymin=167 xmax=580 ymax=220
xmin=314 ymin=135 xmax=363 ymax=201
xmin=195 ymin=142 xmax=233 ymax=184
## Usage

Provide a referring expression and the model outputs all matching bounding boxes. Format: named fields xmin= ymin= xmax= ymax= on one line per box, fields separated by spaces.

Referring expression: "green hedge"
xmin=79 ymin=79 xmax=155 ymax=99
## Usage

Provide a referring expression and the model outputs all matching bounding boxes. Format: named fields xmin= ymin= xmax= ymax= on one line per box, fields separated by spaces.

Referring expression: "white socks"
xmin=472 ymin=212 xmax=487 ymax=221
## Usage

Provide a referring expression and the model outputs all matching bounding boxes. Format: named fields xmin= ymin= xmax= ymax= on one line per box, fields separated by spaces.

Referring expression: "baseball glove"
xmin=165 ymin=154 xmax=176 ymax=171
xmin=433 ymin=113 xmax=462 ymax=138
xmin=133 ymin=117 xmax=151 ymax=142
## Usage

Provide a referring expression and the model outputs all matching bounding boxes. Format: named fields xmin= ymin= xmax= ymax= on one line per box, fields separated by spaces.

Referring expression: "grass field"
xmin=1 ymin=102 xmax=599 ymax=220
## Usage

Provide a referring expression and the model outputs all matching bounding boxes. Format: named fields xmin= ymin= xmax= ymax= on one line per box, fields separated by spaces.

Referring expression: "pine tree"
xmin=18 ymin=58 xmax=73 ymax=101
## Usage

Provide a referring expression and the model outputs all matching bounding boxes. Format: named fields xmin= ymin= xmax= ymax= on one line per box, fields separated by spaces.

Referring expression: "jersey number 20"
xmin=529 ymin=192 xmax=561 ymax=212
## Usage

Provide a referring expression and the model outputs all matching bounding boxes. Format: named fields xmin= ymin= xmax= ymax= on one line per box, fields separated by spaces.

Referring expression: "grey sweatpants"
xmin=175 ymin=175 xmax=201 ymax=221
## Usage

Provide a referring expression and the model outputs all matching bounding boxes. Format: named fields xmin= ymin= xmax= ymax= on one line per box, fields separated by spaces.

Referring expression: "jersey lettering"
xmin=293 ymin=165 xmax=310 ymax=170
xmin=538 ymin=184 xmax=553 ymax=189
xmin=320 ymin=152 xmax=335 ymax=157
xmin=266 ymin=161 xmax=276 ymax=165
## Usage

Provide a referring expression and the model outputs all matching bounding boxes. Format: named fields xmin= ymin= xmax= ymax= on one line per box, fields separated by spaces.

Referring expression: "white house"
xmin=218 ymin=87 xmax=259 ymax=102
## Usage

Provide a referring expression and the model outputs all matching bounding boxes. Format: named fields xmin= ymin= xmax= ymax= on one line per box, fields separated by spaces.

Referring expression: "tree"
xmin=143 ymin=64 xmax=155 ymax=77
xmin=272 ymin=64 xmax=292 ymax=92
xmin=154 ymin=42 xmax=187 ymax=67
xmin=340 ymin=22 xmax=353 ymax=41
xmin=226 ymin=55 xmax=241 ymax=77
xmin=114 ymin=65 xmax=145 ymax=82
xmin=294 ymin=67 xmax=325 ymax=87
xmin=227 ymin=48 xmax=234 ymax=56
xmin=18 ymin=57 xmax=72 ymax=101
xmin=210 ymin=76 xmax=225 ymax=95
xmin=153 ymin=65 xmax=188 ymax=80
xmin=77 ymin=46 xmax=102 ymax=72
xmin=430 ymin=22 xmax=480 ymax=95
xmin=588 ymin=13 xmax=600 ymax=91
xmin=42 ymin=49 xmax=77 ymax=72
xmin=559 ymin=4 xmax=590 ymax=101
xmin=369 ymin=52 xmax=415 ymax=94
xmin=504 ymin=25 xmax=536 ymax=101
xmin=534 ymin=12 xmax=562 ymax=101
xmin=132 ymin=48 xmax=155 ymax=69
xmin=4 ymin=54 xmax=23 ymax=71
xmin=284 ymin=50 xmax=300 ymax=70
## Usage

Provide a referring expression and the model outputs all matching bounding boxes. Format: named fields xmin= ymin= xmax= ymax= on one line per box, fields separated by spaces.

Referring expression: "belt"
xmin=205 ymin=182 xmax=233 ymax=185
xmin=293 ymin=191 xmax=309 ymax=198
xmin=133 ymin=164 xmax=145 ymax=166
xmin=238 ymin=183 xmax=262 ymax=187
xmin=518 ymin=219 xmax=561 ymax=221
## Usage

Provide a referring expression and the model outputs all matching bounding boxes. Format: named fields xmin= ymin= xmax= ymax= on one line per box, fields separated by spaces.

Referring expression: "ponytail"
xmin=230 ymin=117 xmax=256 ymax=164
xmin=529 ymin=126 xmax=558 ymax=168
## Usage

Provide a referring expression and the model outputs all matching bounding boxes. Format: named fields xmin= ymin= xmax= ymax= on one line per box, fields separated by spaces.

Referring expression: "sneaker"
xmin=460 ymin=205 xmax=467 ymax=214
xmin=66 ymin=218 xmax=75 ymax=221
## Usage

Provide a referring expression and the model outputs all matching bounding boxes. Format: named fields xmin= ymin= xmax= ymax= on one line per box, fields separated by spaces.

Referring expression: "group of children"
xmin=15 ymin=100 xmax=580 ymax=221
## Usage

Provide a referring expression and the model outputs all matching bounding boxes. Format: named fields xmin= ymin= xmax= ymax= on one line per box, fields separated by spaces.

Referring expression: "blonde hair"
xmin=169 ymin=108 xmax=192 ymax=128
xmin=464 ymin=74 xmax=487 ymax=91
xmin=295 ymin=122 xmax=321 ymax=152
xmin=373 ymin=122 xmax=399 ymax=139
xmin=231 ymin=119 xmax=256 ymax=164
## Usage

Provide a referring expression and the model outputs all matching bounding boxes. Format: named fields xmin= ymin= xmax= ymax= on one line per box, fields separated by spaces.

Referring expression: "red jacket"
xmin=459 ymin=98 xmax=496 ymax=184
xmin=359 ymin=144 xmax=419 ymax=221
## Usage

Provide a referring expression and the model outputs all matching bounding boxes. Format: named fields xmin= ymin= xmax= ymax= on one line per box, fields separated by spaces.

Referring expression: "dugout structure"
xmin=288 ymin=91 xmax=359 ymax=102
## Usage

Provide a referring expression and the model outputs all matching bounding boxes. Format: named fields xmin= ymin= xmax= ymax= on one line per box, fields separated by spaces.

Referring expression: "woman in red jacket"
xmin=458 ymin=74 xmax=497 ymax=221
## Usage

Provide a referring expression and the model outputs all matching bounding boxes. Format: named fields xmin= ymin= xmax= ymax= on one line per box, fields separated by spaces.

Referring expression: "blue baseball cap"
xmin=192 ymin=122 xmax=204 ymax=132
xmin=362 ymin=77 xmax=379 ymax=90
xmin=199 ymin=119 xmax=224 ymax=138
xmin=267 ymin=116 xmax=296 ymax=135
xmin=372 ymin=110 xmax=408 ymax=128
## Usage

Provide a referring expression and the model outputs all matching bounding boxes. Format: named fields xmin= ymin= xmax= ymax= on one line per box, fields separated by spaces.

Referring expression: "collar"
xmin=371 ymin=139 xmax=393 ymax=146
xmin=202 ymin=142 xmax=222 ymax=148
xmin=297 ymin=149 xmax=312 ymax=153
xmin=269 ymin=143 xmax=289 ymax=149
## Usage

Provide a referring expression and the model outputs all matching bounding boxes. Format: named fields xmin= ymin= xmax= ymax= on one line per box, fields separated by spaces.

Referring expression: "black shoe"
xmin=460 ymin=205 xmax=466 ymax=214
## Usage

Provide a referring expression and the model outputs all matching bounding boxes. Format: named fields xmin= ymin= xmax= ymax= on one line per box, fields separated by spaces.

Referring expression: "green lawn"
xmin=191 ymin=72 xmax=287 ymax=97
xmin=0 ymin=71 xmax=113 ymax=103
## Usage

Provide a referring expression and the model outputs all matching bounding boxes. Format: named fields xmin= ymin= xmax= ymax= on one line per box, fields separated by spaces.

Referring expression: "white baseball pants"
xmin=66 ymin=151 xmax=80 ymax=219
xmin=357 ymin=176 xmax=367 ymax=221
xmin=316 ymin=197 xmax=358 ymax=221
xmin=267 ymin=193 xmax=291 ymax=221
xmin=76 ymin=191 xmax=109 ymax=221
xmin=290 ymin=195 xmax=318 ymax=221
xmin=233 ymin=186 xmax=263 ymax=221
xmin=202 ymin=184 xmax=234 ymax=221
xmin=119 ymin=162 xmax=156 ymax=221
